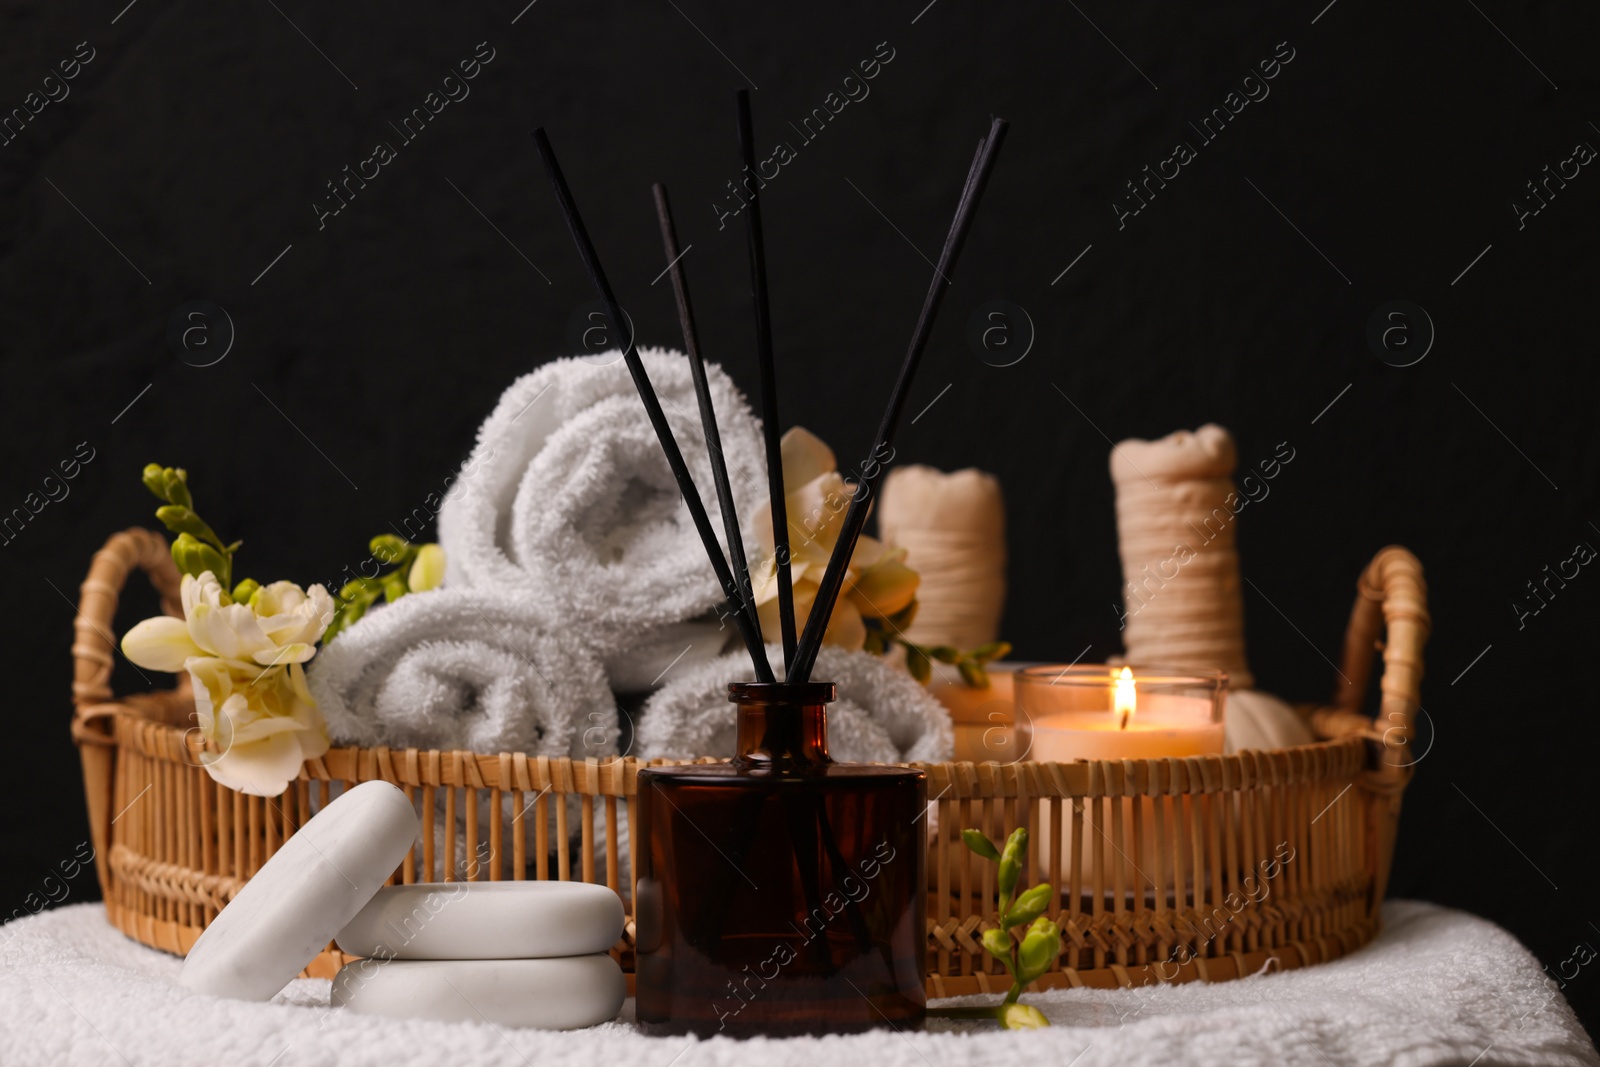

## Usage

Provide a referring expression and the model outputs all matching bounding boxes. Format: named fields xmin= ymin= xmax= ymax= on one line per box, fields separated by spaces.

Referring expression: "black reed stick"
xmin=790 ymin=118 xmax=1009 ymax=683
xmin=651 ymin=182 xmax=767 ymax=659
xmin=532 ymin=127 xmax=775 ymax=683
xmin=736 ymin=88 xmax=797 ymax=675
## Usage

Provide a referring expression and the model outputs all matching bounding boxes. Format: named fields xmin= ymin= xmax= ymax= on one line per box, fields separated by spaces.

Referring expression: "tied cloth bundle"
xmin=877 ymin=465 xmax=1006 ymax=652
xmin=1110 ymin=424 xmax=1312 ymax=752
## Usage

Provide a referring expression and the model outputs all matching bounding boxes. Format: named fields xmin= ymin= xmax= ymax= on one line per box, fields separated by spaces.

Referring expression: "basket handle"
xmin=1313 ymin=545 xmax=1430 ymax=786
xmin=72 ymin=528 xmax=184 ymax=725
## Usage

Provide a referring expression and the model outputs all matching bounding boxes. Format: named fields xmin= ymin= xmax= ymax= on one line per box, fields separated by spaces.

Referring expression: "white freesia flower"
xmin=750 ymin=427 xmax=920 ymax=650
xmin=122 ymin=572 xmax=334 ymax=797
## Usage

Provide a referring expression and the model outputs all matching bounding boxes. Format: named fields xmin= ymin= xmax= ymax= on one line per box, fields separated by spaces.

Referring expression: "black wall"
xmin=3 ymin=0 xmax=1597 ymax=1039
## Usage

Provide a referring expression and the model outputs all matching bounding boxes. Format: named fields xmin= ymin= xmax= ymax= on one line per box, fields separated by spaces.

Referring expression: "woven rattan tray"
xmin=71 ymin=529 xmax=1427 ymax=996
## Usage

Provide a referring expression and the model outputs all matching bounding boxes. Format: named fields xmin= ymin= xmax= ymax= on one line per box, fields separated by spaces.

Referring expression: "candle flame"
xmin=1113 ymin=666 xmax=1136 ymax=730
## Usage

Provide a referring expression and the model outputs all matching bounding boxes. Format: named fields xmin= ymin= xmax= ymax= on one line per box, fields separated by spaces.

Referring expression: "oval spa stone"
xmin=336 ymin=880 xmax=625 ymax=960
xmin=330 ymin=954 xmax=626 ymax=1029
xmin=178 ymin=781 xmax=419 ymax=1001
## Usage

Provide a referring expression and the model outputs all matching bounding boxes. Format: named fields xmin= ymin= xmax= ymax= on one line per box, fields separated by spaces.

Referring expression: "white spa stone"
xmin=179 ymin=781 xmax=419 ymax=1001
xmin=330 ymin=954 xmax=625 ymax=1029
xmin=336 ymin=880 xmax=625 ymax=960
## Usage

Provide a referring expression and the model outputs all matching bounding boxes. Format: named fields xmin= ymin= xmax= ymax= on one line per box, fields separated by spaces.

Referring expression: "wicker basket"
xmin=71 ymin=529 xmax=1428 ymax=996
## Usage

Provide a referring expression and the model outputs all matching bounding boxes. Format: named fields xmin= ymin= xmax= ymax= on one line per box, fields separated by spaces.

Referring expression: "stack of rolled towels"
xmin=304 ymin=351 xmax=954 ymax=852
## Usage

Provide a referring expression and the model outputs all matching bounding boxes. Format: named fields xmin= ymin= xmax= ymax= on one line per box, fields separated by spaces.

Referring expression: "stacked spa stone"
xmin=178 ymin=782 xmax=625 ymax=1030
xmin=332 ymin=880 xmax=625 ymax=1028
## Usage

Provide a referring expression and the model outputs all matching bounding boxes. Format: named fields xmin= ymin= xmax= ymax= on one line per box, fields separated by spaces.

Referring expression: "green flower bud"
xmin=969 ymin=641 xmax=1011 ymax=663
xmin=369 ymin=534 xmax=411 ymax=566
xmin=998 ymin=827 xmax=1028 ymax=902
xmin=408 ymin=544 xmax=446 ymax=592
xmin=163 ymin=468 xmax=192 ymax=509
xmin=231 ymin=578 xmax=261 ymax=605
xmin=905 ymin=645 xmax=931 ymax=684
xmin=962 ymin=829 xmax=1001 ymax=862
xmin=141 ymin=464 xmax=168 ymax=501
xmin=1004 ymin=883 xmax=1053 ymax=930
xmin=1018 ymin=917 xmax=1062 ymax=982
xmin=382 ymin=572 xmax=409 ymax=603
xmin=998 ymin=1003 xmax=1049 ymax=1030
xmin=171 ymin=534 xmax=228 ymax=582
xmin=981 ymin=927 xmax=1013 ymax=964
xmin=155 ymin=505 xmax=219 ymax=546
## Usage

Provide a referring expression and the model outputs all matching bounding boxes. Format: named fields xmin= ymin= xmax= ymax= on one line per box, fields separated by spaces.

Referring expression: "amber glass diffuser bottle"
xmin=634 ymin=681 xmax=926 ymax=1037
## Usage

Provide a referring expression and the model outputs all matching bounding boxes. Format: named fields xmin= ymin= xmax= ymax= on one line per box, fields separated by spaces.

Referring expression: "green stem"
xmin=1005 ymin=944 xmax=1023 ymax=1003
xmin=927 ymin=1005 xmax=1004 ymax=1021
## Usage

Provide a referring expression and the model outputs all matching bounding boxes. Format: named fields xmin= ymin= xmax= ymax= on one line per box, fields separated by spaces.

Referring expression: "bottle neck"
xmin=729 ymin=682 xmax=836 ymax=770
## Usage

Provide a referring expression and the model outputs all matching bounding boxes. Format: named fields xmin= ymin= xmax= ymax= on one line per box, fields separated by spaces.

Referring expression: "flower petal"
xmin=756 ymin=579 xmax=818 ymax=646
xmin=251 ymin=642 xmax=317 ymax=667
xmin=256 ymin=583 xmax=335 ymax=648
xmin=204 ymin=731 xmax=306 ymax=797
xmin=185 ymin=657 xmax=235 ymax=732
xmin=121 ymin=616 xmax=204 ymax=672
xmin=251 ymin=581 xmax=307 ymax=616
xmin=850 ymin=556 xmax=920 ymax=618
xmin=780 ymin=427 xmax=837 ymax=489
xmin=786 ymin=473 xmax=851 ymax=560
xmin=187 ymin=602 xmax=275 ymax=662
xmin=821 ymin=596 xmax=867 ymax=650
xmin=181 ymin=571 xmax=229 ymax=617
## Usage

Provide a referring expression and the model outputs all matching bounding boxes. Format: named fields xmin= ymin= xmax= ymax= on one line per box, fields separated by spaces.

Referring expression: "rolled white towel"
xmin=633 ymin=645 xmax=953 ymax=763
xmin=306 ymin=586 xmax=616 ymax=760
xmin=437 ymin=350 xmax=766 ymax=689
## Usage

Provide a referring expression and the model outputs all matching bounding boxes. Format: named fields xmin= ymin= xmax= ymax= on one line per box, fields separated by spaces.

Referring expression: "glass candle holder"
xmin=634 ymin=682 xmax=926 ymax=1037
xmin=1018 ymin=665 xmax=1226 ymax=761
xmin=1019 ymin=665 xmax=1226 ymax=895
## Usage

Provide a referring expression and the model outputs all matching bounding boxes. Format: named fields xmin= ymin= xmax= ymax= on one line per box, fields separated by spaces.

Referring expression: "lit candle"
xmin=1022 ymin=665 xmax=1225 ymax=762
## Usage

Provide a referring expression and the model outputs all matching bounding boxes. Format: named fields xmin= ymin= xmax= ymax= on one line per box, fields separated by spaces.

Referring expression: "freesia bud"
xmin=962 ymin=829 xmax=1000 ymax=861
xmin=998 ymin=1003 xmax=1049 ymax=1030
xmin=369 ymin=534 xmax=410 ymax=565
xmin=408 ymin=544 xmax=446 ymax=592
xmin=156 ymin=505 xmax=217 ymax=545
xmin=1018 ymin=917 xmax=1062 ymax=981
xmin=1005 ymin=883 xmax=1053 ymax=929
xmin=981 ymin=927 xmax=1013 ymax=963
xmin=163 ymin=468 xmax=192 ymax=508
xmin=141 ymin=464 xmax=168 ymax=501
xmin=998 ymin=827 xmax=1027 ymax=901
xmin=171 ymin=534 xmax=227 ymax=582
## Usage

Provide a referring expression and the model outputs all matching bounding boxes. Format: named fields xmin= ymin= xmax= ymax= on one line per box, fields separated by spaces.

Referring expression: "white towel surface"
xmin=2 ymin=901 xmax=1593 ymax=1067
xmin=437 ymin=350 xmax=765 ymax=689
xmin=306 ymin=587 xmax=616 ymax=760
xmin=633 ymin=644 xmax=954 ymax=763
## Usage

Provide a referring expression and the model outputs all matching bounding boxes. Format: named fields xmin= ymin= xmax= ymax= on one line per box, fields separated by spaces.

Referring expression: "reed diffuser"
xmin=534 ymin=92 xmax=1006 ymax=1037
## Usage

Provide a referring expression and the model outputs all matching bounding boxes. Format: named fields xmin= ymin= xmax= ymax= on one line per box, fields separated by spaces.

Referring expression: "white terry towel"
xmin=633 ymin=645 xmax=954 ymax=763
xmin=5 ymin=901 xmax=1595 ymax=1066
xmin=306 ymin=587 xmax=616 ymax=760
xmin=437 ymin=350 xmax=767 ymax=690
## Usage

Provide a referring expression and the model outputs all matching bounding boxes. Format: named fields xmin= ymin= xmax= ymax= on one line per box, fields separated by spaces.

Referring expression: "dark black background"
xmin=3 ymin=0 xmax=1597 ymax=1042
